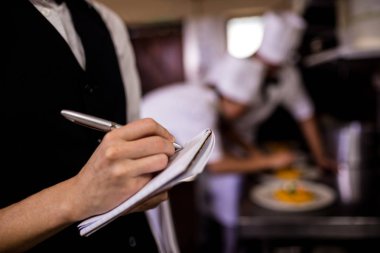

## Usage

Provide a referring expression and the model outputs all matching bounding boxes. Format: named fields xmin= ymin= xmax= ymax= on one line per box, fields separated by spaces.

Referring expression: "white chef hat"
xmin=204 ymin=54 xmax=265 ymax=104
xmin=257 ymin=11 xmax=306 ymax=65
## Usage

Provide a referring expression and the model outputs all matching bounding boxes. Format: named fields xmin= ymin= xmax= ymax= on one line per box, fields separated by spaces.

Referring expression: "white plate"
xmin=250 ymin=180 xmax=335 ymax=212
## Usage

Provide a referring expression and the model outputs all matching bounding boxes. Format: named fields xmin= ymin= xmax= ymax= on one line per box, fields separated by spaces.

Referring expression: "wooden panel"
xmin=128 ymin=22 xmax=185 ymax=95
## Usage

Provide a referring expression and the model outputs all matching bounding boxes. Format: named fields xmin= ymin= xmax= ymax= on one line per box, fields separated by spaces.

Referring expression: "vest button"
xmin=84 ymin=84 xmax=94 ymax=93
xmin=129 ymin=236 xmax=137 ymax=247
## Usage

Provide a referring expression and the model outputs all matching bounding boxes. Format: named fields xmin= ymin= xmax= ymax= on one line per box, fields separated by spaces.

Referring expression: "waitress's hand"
xmin=65 ymin=118 xmax=176 ymax=222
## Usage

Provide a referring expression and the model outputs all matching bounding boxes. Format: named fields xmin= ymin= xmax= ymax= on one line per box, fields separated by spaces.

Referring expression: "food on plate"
xmin=251 ymin=180 xmax=335 ymax=211
xmin=275 ymin=167 xmax=302 ymax=180
xmin=273 ymin=181 xmax=315 ymax=204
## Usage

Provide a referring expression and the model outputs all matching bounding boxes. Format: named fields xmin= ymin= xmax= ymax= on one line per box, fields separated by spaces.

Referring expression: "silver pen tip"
xmin=173 ymin=142 xmax=183 ymax=152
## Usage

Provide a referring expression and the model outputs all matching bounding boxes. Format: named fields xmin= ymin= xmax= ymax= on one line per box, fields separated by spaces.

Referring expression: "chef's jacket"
xmin=142 ymin=82 xmax=242 ymax=226
xmin=207 ymin=57 xmax=315 ymax=226
xmin=232 ymin=58 xmax=315 ymax=143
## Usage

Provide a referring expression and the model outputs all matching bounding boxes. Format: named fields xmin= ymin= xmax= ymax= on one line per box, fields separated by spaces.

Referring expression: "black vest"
xmin=2 ymin=1 xmax=158 ymax=252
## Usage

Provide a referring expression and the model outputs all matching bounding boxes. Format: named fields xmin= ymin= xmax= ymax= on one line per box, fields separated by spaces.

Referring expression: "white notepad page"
xmin=78 ymin=128 xmax=215 ymax=236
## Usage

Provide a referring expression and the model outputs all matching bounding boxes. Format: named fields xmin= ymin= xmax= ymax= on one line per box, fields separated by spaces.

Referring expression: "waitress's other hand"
xmin=128 ymin=191 xmax=169 ymax=214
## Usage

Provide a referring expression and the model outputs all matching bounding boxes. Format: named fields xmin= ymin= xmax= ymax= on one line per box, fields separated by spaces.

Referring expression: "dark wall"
xmin=128 ymin=21 xmax=199 ymax=253
xmin=128 ymin=22 xmax=185 ymax=95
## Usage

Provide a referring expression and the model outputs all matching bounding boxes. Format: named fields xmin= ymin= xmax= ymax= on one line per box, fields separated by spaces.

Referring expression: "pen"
xmin=61 ymin=109 xmax=183 ymax=152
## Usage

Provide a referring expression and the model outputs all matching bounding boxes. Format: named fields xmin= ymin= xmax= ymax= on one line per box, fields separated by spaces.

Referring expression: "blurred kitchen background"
xmin=98 ymin=0 xmax=380 ymax=252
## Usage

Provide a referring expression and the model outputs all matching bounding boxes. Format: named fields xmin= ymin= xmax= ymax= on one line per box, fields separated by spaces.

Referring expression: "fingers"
xmin=113 ymin=118 xmax=175 ymax=142
xmin=270 ymin=152 xmax=296 ymax=168
xmin=128 ymin=192 xmax=168 ymax=213
xmin=319 ymin=159 xmax=339 ymax=173
xmin=101 ymin=118 xmax=176 ymax=161
xmin=103 ymin=135 xmax=175 ymax=160
xmin=71 ymin=119 xmax=176 ymax=220
xmin=278 ymin=151 xmax=297 ymax=162
xmin=123 ymin=154 xmax=170 ymax=176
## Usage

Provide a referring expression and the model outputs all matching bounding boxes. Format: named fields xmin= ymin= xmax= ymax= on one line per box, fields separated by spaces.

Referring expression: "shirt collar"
xmin=30 ymin=0 xmax=93 ymax=7
xmin=30 ymin=0 xmax=58 ymax=8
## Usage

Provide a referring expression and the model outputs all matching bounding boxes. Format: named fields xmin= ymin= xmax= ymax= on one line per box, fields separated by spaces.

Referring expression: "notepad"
xmin=78 ymin=128 xmax=215 ymax=236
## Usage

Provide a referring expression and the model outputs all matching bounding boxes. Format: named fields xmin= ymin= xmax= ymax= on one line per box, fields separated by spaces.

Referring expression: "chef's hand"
xmin=247 ymin=149 xmax=296 ymax=170
xmin=268 ymin=150 xmax=297 ymax=169
xmin=315 ymin=156 xmax=338 ymax=173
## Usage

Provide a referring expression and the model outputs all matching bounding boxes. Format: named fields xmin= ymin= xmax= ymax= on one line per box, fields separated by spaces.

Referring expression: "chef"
xmin=227 ymin=10 xmax=337 ymax=172
xmin=204 ymin=10 xmax=337 ymax=252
